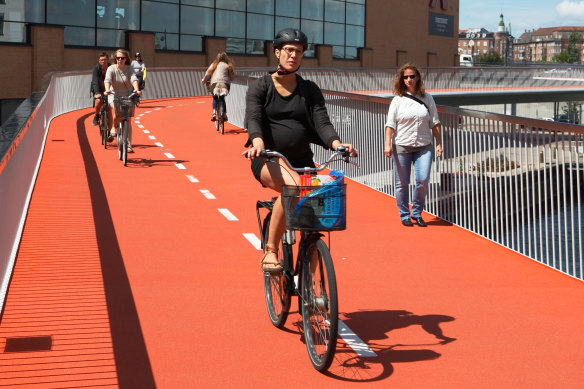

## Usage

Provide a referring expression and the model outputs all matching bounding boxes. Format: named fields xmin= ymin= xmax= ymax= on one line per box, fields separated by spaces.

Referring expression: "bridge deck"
xmin=1 ymin=97 xmax=582 ymax=388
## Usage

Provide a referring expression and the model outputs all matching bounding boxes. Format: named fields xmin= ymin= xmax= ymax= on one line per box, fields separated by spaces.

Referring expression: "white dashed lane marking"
xmin=149 ymin=135 xmax=156 ymax=140
xmin=218 ymin=208 xmax=238 ymax=221
xmin=155 ymin=142 xmax=164 ymax=147
xmin=200 ymin=190 xmax=216 ymax=199
xmin=186 ymin=175 xmax=199 ymax=183
xmin=338 ymin=321 xmax=378 ymax=357
xmin=143 ymin=129 xmax=150 ymax=133
xmin=164 ymin=152 xmax=175 ymax=159
xmin=175 ymin=163 xmax=186 ymax=170
xmin=243 ymin=233 xmax=262 ymax=250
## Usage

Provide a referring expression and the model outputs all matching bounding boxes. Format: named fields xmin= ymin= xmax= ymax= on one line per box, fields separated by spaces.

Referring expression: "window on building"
xmin=181 ymin=5 xmax=213 ymax=36
xmin=325 ymin=0 xmax=345 ymax=23
xmin=302 ymin=0 xmax=324 ymax=20
xmin=216 ymin=0 xmax=245 ymax=11
xmin=47 ymin=0 xmax=95 ymax=28
xmin=97 ymin=0 xmax=139 ymax=31
xmin=276 ymin=0 xmax=300 ymax=17
xmin=182 ymin=0 xmax=214 ymax=5
xmin=248 ymin=0 xmax=274 ymax=14
xmin=142 ymin=1 xmax=178 ymax=36
xmin=29 ymin=0 xmax=365 ymax=58
xmin=216 ymin=9 xmax=245 ymax=38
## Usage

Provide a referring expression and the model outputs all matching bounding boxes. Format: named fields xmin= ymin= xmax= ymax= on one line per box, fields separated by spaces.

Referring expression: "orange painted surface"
xmin=1 ymin=97 xmax=583 ymax=388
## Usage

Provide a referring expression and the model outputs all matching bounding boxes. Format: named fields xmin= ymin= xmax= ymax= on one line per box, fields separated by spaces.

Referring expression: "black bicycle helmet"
xmin=273 ymin=29 xmax=308 ymax=51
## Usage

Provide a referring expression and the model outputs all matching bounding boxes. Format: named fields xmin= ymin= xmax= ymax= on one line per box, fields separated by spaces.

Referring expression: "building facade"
xmin=1 ymin=0 xmax=459 ymax=123
xmin=458 ymin=14 xmax=513 ymax=62
xmin=513 ymin=26 xmax=584 ymax=64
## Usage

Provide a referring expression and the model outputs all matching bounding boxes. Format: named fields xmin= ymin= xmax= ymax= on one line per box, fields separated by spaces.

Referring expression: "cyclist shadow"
xmin=126 ymin=158 xmax=189 ymax=168
xmin=326 ymin=309 xmax=456 ymax=382
xmin=222 ymin=127 xmax=247 ymax=135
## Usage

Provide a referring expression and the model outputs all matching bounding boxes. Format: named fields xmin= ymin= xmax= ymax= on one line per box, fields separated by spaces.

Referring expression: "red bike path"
xmin=0 ymin=97 xmax=582 ymax=388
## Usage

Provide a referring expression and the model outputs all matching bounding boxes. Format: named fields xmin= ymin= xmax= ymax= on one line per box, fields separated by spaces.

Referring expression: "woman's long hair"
xmin=208 ymin=52 xmax=235 ymax=76
xmin=393 ymin=63 xmax=425 ymax=97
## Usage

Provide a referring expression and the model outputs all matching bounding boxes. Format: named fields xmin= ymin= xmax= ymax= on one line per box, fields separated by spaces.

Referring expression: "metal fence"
xmin=229 ymin=74 xmax=583 ymax=280
xmin=1 ymin=67 xmax=582 ymax=302
xmin=237 ymin=66 xmax=584 ymax=95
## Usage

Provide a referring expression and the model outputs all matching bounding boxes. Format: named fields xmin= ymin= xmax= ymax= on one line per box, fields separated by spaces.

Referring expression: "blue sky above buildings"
xmin=459 ymin=0 xmax=584 ymax=35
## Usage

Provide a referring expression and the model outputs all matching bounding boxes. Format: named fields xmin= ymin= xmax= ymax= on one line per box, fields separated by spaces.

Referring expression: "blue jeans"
xmin=212 ymin=95 xmax=226 ymax=113
xmin=393 ymin=148 xmax=433 ymax=220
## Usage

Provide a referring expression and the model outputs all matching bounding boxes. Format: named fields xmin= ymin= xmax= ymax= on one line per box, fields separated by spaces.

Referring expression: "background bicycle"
xmin=111 ymin=91 xmax=138 ymax=166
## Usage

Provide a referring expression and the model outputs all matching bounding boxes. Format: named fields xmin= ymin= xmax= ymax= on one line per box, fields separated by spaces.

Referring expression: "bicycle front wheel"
xmin=100 ymin=111 xmax=108 ymax=148
xmin=262 ymin=213 xmax=292 ymax=328
xmin=301 ymin=238 xmax=338 ymax=371
xmin=122 ymin=120 xmax=128 ymax=166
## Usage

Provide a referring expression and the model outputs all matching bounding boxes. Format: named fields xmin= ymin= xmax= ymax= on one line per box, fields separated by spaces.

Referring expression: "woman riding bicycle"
xmin=202 ymin=52 xmax=234 ymax=122
xmin=242 ymin=29 xmax=357 ymax=273
xmin=104 ymin=48 xmax=141 ymax=152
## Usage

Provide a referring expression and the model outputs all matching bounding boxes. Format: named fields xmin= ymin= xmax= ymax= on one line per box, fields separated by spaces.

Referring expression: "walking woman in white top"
xmin=384 ymin=63 xmax=442 ymax=227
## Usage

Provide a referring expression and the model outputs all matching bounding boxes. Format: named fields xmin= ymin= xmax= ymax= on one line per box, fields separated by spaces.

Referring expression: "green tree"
xmin=553 ymin=31 xmax=581 ymax=63
xmin=476 ymin=51 xmax=503 ymax=64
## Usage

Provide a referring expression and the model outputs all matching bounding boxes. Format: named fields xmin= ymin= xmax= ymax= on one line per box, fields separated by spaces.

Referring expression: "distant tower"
xmin=497 ymin=13 xmax=505 ymax=33
xmin=494 ymin=13 xmax=506 ymax=57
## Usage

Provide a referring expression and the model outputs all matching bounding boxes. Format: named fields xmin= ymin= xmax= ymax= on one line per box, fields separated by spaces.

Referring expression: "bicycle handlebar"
xmin=104 ymin=90 xmax=139 ymax=99
xmin=260 ymin=146 xmax=358 ymax=173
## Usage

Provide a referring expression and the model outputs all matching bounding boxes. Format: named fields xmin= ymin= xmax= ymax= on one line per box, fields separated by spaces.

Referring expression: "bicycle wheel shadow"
xmin=325 ymin=309 xmax=456 ymax=382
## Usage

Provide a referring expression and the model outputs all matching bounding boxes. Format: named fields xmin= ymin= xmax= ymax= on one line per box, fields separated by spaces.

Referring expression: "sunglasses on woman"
xmin=402 ymin=74 xmax=417 ymax=80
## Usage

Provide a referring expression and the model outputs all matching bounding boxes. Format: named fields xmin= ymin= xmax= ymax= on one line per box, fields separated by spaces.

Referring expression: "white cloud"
xmin=556 ymin=1 xmax=584 ymax=18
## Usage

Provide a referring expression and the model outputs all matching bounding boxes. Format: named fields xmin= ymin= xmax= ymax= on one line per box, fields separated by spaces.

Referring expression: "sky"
xmin=459 ymin=0 xmax=584 ymax=36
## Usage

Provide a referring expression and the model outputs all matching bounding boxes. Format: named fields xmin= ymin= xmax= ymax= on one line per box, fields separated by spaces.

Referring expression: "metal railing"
xmin=1 ymin=67 xmax=581 ymax=312
xmin=237 ymin=66 xmax=584 ymax=95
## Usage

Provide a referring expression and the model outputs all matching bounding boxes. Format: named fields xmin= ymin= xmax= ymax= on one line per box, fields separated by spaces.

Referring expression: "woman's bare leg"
xmin=259 ymin=158 xmax=299 ymax=270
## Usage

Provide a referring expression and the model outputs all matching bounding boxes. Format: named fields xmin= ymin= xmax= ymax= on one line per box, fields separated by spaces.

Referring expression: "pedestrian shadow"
xmin=325 ymin=309 xmax=456 ymax=382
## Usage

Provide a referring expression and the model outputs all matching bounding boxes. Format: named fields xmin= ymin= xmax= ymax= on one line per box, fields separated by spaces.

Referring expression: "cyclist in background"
xmin=90 ymin=51 xmax=109 ymax=126
xmin=242 ymin=29 xmax=357 ymax=272
xmin=131 ymin=52 xmax=146 ymax=91
xmin=201 ymin=52 xmax=234 ymax=122
xmin=104 ymin=48 xmax=141 ymax=152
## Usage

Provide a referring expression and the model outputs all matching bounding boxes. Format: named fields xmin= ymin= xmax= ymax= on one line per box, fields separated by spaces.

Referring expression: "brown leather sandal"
xmin=260 ymin=243 xmax=283 ymax=273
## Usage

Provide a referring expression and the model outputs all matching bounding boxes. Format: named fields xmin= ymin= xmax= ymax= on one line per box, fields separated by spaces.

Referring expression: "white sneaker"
xmin=110 ymin=128 xmax=117 ymax=137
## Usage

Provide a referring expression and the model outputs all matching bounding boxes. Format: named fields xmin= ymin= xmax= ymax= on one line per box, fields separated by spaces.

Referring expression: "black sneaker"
xmin=92 ymin=114 xmax=99 ymax=126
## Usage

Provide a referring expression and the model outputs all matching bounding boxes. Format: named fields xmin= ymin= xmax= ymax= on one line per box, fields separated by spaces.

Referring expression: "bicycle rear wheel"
xmin=262 ymin=213 xmax=292 ymax=328
xmin=301 ymin=238 xmax=338 ymax=371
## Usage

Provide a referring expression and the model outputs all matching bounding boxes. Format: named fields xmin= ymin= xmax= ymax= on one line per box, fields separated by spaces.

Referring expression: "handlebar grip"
xmin=336 ymin=145 xmax=346 ymax=153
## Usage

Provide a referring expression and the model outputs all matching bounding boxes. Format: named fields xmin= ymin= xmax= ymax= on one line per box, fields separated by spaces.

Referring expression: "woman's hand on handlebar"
xmin=332 ymin=140 xmax=358 ymax=157
xmin=242 ymin=138 xmax=265 ymax=160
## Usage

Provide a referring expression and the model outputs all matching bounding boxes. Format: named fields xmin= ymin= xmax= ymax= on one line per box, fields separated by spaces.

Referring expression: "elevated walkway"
xmin=0 ymin=97 xmax=582 ymax=387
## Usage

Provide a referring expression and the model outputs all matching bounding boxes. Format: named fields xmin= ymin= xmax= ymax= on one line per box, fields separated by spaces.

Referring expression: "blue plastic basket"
xmin=282 ymin=184 xmax=346 ymax=231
